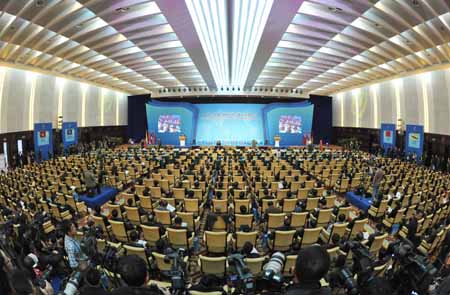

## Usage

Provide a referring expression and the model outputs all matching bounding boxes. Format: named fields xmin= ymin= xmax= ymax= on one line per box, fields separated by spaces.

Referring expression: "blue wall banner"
xmin=34 ymin=123 xmax=53 ymax=161
xmin=380 ymin=123 xmax=396 ymax=152
xmin=405 ymin=124 xmax=424 ymax=157
xmin=62 ymin=122 xmax=78 ymax=151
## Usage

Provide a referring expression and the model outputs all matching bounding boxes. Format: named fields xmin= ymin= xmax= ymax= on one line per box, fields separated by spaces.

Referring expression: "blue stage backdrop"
xmin=263 ymin=102 xmax=314 ymax=146
xmin=380 ymin=123 xmax=396 ymax=152
xmin=196 ymin=104 xmax=265 ymax=146
xmin=62 ymin=122 xmax=78 ymax=151
xmin=146 ymin=100 xmax=198 ymax=145
xmin=34 ymin=123 xmax=53 ymax=161
xmin=405 ymin=124 xmax=424 ymax=157
xmin=146 ymin=100 xmax=314 ymax=146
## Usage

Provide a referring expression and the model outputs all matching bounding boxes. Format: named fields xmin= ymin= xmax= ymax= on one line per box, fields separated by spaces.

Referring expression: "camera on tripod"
xmin=260 ymin=252 xmax=285 ymax=292
xmin=387 ymin=238 xmax=438 ymax=295
xmin=164 ymin=248 xmax=187 ymax=293
xmin=227 ymin=254 xmax=254 ymax=294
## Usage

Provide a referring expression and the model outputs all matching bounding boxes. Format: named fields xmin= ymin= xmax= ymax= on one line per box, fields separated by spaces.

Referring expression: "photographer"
xmin=111 ymin=255 xmax=168 ymax=295
xmin=286 ymin=245 xmax=331 ymax=295
xmin=63 ymin=220 xmax=87 ymax=270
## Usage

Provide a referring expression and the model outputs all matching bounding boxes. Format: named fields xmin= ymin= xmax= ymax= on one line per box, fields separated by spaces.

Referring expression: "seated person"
xmin=127 ymin=230 xmax=147 ymax=248
xmin=110 ymin=209 xmax=133 ymax=231
xmin=170 ymin=216 xmax=192 ymax=237
xmin=286 ymin=245 xmax=331 ymax=295
xmin=93 ymin=205 xmax=110 ymax=227
xmin=126 ymin=198 xmax=147 ymax=216
xmin=264 ymin=201 xmax=282 ymax=220
xmin=326 ymin=233 xmax=342 ymax=249
xmin=326 ymin=213 xmax=347 ymax=232
xmin=241 ymin=241 xmax=260 ymax=258
xmin=367 ymin=223 xmax=384 ymax=248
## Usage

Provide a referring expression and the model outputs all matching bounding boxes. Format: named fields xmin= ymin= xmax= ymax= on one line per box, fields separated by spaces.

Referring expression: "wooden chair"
xmin=312 ymin=208 xmax=333 ymax=227
xmin=299 ymin=228 xmax=322 ymax=247
xmin=204 ymin=231 xmax=229 ymax=254
xmin=267 ymin=213 xmax=286 ymax=231
xmin=141 ymin=224 xmax=164 ymax=246
xmin=244 ymin=257 xmax=266 ymax=276
xmin=291 ymin=212 xmax=308 ymax=229
xmin=109 ymin=220 xmax=131 ymax=242
xmin=283 ymin=255 xmax=298 ymax=276
xmin=368 ymin=233 xmax=388 ymax=256
xmin=154 ymin=209 xmax=172 ymax=226
xmin=199 ymin=255 xmax=227 ymax=278
xmin=138 ymin=195 xmax=153 ymax=211
xmin=306 ymin=197 xmax=319 ymax=211
xmin=124 ymin=245 xmax=150 ymax=266
xmin=167 ymin=228 xmax=193 ymax=250
xmin=383 ymin=208 xmax=406 ymax=230
xmin=320 ymin=222 xmax=348 ymax=243
xmin=368 ymin=200 xmax=388 ymax=220
xmin=235 ymin=231 xmax=258 ymax=250
xmin=235 ymin=214 xmax=254 ymax=231
xmin=177 ymin=212 xmax=200 ymax=232
xmin=282 ymin=199 xmax=297 ymax=213
xmin=347 ymin=218 xmax=368 ymax=239
xmin=270 ymin=230 xmax=296 ymax=251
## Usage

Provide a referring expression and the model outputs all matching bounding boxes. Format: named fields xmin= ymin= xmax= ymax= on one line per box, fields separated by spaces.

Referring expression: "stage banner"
xmin=405 ymin=124 xmax=424 ymax=157
xmin=62 ymin=122 xmax=78 ymax=151
xmin=380 ymin=123 xmax=396 ymax=152
xmin=34 ymin=123 xmax=53 ymax=161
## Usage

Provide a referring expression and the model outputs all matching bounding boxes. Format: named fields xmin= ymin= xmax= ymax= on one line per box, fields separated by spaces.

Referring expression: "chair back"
xmin=124 ymin=206 xmax=140 ymax=224
xmin=177 ymin=212 xmax=196 ymax=231
xmin=124 ymin=245 xmax=148 ymax=264
xmin=235 ymin=231 xmax=258 ymax=250
xmin=154 ymin=209 xmax=172 ymax=226
xmin=141 ymin=225 xmax=162 ymax=246
xmin=199 ymin=255 xmax=226 ymax=277
xmin=139 ymin=195 xmax=153 ymax=211
xmin=301 ymin=228 xmax=322 ymax=247
xmin=273 ymin=230 xmax=296 ymax=251
xmin=109 ymin=220 xmax=129 ymax=242
xmin=306 ymin=197 xmax=319 ymax=211
xmin=244 ymin=257 xmax=266 ymax=276
xmin=268 ymin=213 xmax=286 ymax=230
xmin=316 ymin=209 xmax=333 ymax=226
xmin=205 ymin=231 xmax=227 ymax=254
xmin=167 ymin=228 xmax=190 ymax=249
xmin=349 ymin=218 xmax=368 ymax=238
xmin=282 ymin=199 xmax=297 ymax=213
xmin=235 ymin=214 xmax=253 ymax=231
xmin=369 ymin=233 xmax=388 ymax=255
xmin=283 ymin=255 xmax=298 ymax=276
xmin=291 ymin=212 xmax=308 ymax=228
xmin=153 ymin=252 xmax=173 ymax=271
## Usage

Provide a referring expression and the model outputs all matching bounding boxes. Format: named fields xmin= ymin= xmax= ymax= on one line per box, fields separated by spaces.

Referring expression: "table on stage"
xmin=79 ymin=186 xmax=118 ymax=208
xmin=345 ymin=191 xmax=372 ymax=213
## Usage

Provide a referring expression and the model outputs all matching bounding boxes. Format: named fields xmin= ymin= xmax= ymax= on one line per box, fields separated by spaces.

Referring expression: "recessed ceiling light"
xmin=115 ymin=7 xmax=129 ymax=13
xmin=328 ymin=7 xmax=343 ymax=12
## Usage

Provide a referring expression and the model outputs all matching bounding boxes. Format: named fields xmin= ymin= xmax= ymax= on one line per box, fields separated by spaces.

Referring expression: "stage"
xmin=79 ymin=186 xmax=118 ymax=208
xmin=345 ymin=191 xmax=372 ymax=213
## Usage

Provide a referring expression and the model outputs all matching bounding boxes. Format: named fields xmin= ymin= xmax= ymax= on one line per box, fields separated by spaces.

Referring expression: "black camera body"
xmin=228 ymin=254 xmax=254 ymax=294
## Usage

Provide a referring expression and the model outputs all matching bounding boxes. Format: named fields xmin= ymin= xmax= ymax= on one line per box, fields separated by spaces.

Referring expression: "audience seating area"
xmin=1 ymin=145 xmax=450 ymax=292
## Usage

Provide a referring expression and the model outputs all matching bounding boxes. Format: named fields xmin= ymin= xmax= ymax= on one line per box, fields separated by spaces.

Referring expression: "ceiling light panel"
xmin=231 ymin=0 xmax=273 ymax=86
xmin=186 ymin=0 xmax=229 ymax=86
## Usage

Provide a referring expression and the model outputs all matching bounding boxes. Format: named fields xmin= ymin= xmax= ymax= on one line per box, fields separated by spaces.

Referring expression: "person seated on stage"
xmin=241 ymin=241 xmax=260 ymax=258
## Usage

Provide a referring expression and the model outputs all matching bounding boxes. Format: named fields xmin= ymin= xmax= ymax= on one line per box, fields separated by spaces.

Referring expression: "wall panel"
xmin=0 ymin=65 xmax=128 ymax=133
xmin=332 ymin=67 xmax=450 ymax=136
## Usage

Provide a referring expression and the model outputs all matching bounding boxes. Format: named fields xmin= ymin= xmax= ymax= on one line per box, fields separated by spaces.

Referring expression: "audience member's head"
xmin=129 ymin=230 xmax=139 ymax=242
xmin=295 ymin=245 xmax=330 ymax=283
xmin=174 ymin=216 xmax=183 ymax=227
xmin=338 ymin=213 xmax=346 ymax=223
xmin=111 ymin=209 xmax=119 ymax=218
xmin=118 ymin=255 xmax=148 ymax=287
xmin=331 ymin=233 xmax=341 ymax=245
xmin=85 ymin=267 xmax=102 ymax=287
xmin=239 ymin=205 xmax=248 ymax=214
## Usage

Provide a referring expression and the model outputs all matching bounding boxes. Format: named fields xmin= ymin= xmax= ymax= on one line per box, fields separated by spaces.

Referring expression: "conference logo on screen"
xmin=158 ymin=115 xmax=181 ymax=133
xmin=38 ymin=131 xmax=49 ymax=146
xmin=65 ymin=128 xmax=75 ymax=142
xmin=408 ymin=132 xmax=421 ymax=149
xmin=279 ymin=115 xmax=302 ymax=134
xmin=383 ymin=130 xmax=393 ymax=144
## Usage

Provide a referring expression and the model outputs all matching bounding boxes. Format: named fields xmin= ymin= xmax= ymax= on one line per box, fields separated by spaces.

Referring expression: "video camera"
xmin=59 ymin=271 xmax=82 ymax=295
xmin=164 ymin=248 xmax=187 ymax=294
xmin=259 ymin=252 xmax=285 ymax=293
xmin=386 ymin=238 xmax=437 ymax=295
xmin=228 ymin=254 xmax=254 ymax=294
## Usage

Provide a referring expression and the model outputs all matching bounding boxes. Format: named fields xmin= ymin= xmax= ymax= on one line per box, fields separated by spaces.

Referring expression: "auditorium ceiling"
xmin=1 ymin=0 xmax=450 ymax=97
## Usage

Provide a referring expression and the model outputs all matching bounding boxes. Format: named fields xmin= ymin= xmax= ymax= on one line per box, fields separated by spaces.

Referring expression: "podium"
xmin=179 ymin=135 xmax=186 ymax=147
xmin=274 ymin=135 xmax=280 ymax=148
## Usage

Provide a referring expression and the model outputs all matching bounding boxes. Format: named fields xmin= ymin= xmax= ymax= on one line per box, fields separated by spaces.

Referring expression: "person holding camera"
xmin=63 ymin=220 xmax=87 ymax=271
xmin=286 ymin=245 xmax=331 ymax=295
